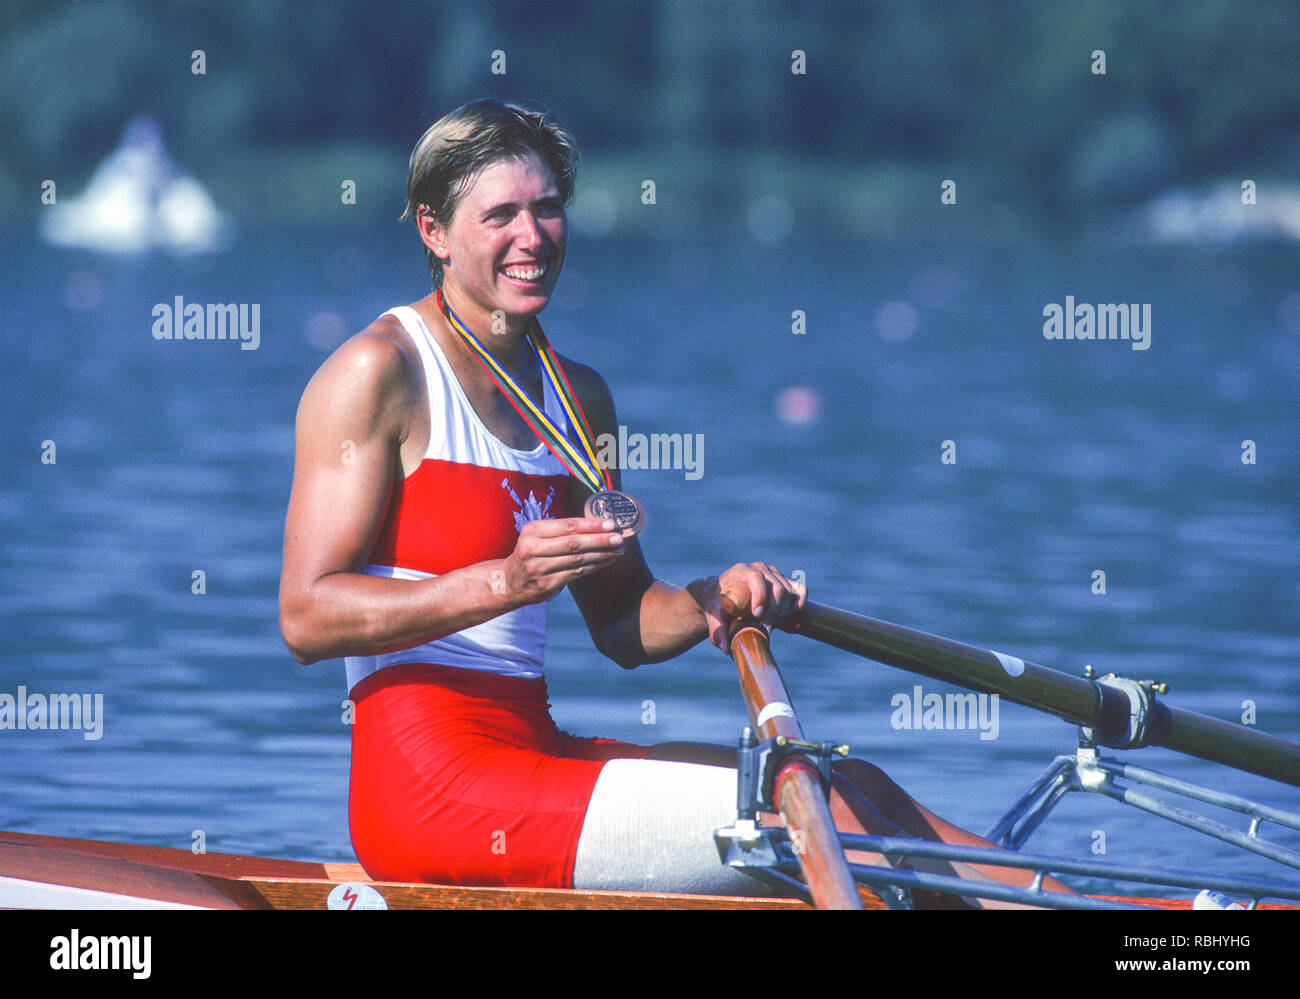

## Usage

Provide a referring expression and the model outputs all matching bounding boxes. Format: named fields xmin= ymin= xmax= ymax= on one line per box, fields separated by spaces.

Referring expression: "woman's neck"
xmin=436 ymin=285 xmax=534 ymax=375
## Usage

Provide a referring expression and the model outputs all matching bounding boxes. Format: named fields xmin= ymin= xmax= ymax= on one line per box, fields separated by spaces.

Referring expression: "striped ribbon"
xmin=437 ymin=291 xmax=611 ymax=494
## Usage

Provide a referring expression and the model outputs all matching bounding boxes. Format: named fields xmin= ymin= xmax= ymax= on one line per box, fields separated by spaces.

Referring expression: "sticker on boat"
xmin=990 ymin=651 xmax=1025 ymax=677
xmin=327 ymin=882 xmax=388 ymax=910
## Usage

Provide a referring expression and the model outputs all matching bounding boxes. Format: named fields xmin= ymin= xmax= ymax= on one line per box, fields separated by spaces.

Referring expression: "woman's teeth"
xmin=504 ymin=262 xmax=546 ymax=281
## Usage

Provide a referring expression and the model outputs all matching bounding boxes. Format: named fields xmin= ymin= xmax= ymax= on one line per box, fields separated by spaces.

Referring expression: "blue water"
xmin=2 ymin=224 xmax=1297 ymax=899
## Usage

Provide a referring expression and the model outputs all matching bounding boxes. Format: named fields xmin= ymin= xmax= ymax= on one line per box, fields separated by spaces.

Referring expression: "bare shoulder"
xmin=307 ymin=313 xmax=417 ymax=394
xmin=297 ymin=313 xmax=423 ymax=430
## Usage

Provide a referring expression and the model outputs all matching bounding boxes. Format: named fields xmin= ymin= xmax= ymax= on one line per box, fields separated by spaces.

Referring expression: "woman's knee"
xmin=649 ymin=741 xmax=736 ymax=768
xmin=834 ymin=757 xmax=903 ymax=801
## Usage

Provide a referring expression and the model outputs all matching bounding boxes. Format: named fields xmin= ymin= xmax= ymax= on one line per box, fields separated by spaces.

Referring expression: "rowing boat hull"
xmin=4 ymin=830 xmax=1295 ymax=910
xmin=0 ymin=830 xmax=813 ymax=910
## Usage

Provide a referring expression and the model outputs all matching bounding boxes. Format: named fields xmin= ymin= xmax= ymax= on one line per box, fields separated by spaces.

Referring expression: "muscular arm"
xmin=564 ymin=360 xmax=808 ymax=667
xmin=278 ymin=323 xmax=623 ymax=665
xmin=564 ymin=362 xmax=782 ymax=667
xmin=571 ymin=541 xmax=715 ymax=669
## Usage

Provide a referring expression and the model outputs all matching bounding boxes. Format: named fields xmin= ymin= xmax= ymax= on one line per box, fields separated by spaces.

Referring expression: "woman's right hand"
xmin=500 ymin=516 xmax=627 ymax=605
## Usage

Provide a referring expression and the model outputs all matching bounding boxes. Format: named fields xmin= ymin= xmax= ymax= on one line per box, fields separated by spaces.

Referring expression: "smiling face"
xmin=422 ymin=153 xmax=567 ymax=334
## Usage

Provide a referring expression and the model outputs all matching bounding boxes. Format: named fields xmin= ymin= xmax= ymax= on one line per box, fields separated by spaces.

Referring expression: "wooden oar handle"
xmin=719 ymin=583 xmax=750 ymax=619
xmin=720 ymin=580 xmax=810 ymax=634
xmin=724 ymin=600 xmax=863 ymax=910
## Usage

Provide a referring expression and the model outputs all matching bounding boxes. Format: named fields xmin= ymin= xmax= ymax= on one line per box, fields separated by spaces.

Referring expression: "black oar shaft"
xmin=1154 ymin=705 xmax=1300 ymax=788
xmin=801 ymin=602 xmax=1105 ymax=724
xmin=789 ymin=602 xmax=1300 ymax=789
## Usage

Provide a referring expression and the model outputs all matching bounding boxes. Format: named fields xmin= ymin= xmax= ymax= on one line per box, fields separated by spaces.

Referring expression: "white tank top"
xmin=343 ymin=306 xmax=574 ymax=692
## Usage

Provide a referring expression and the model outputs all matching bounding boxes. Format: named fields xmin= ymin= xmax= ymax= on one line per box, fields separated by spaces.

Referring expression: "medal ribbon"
xmin=437 ymin=291 xmax=612 ymax=494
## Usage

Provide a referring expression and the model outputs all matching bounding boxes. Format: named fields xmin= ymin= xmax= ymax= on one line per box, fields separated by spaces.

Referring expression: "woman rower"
xmin=278 ymin=98 xmax=1072 ymax=903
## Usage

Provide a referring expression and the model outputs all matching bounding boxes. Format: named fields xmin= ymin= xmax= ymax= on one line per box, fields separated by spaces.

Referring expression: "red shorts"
xmin=348 ymin=663 xmax=653 ymax=887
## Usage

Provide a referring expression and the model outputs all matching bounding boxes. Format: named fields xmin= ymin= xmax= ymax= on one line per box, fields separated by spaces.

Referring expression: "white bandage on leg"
xmin=571 ymin=758 xmax=782 ymax=896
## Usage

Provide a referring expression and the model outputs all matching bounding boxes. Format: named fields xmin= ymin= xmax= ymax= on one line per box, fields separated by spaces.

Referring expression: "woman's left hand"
xmin=690 ymin=563 xmax=808 ymax=654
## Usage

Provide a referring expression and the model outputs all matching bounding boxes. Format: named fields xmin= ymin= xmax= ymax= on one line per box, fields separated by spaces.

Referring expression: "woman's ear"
xmin=416 ymin=210 xmax=451 ymax=263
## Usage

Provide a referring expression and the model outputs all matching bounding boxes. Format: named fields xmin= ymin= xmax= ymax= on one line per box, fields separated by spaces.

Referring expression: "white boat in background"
xmin=40 ymin=116 xmax=233 ymax=255
xmin=1138 ymin=182 xmax=1300 ymax=245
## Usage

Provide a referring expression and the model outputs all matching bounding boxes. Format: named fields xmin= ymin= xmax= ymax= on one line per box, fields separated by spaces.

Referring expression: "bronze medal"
xmin=585 ymin=489 xmax=646 ymax=537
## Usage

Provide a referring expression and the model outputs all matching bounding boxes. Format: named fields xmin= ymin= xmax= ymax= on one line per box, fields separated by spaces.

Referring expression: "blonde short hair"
xmin=402 ymin=98 xmax=580 ymax=286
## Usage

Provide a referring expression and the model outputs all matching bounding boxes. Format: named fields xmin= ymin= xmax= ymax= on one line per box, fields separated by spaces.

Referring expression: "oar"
xmin=724 ymin=584 xmax=1300 ymax=789
xmin=724 ymin=607 xmax=863 ymax=909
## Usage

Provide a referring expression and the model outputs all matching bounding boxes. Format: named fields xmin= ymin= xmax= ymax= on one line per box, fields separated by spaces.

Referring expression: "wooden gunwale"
xmin=0 ymin=830 xmax=812 ymax=910
xmin=3 ymin=831 xmax=1296 ymax=909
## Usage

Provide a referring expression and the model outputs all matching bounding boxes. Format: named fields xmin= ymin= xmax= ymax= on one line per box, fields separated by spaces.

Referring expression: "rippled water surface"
xmin=3 ymin=227 xmax=1297 ymax=897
